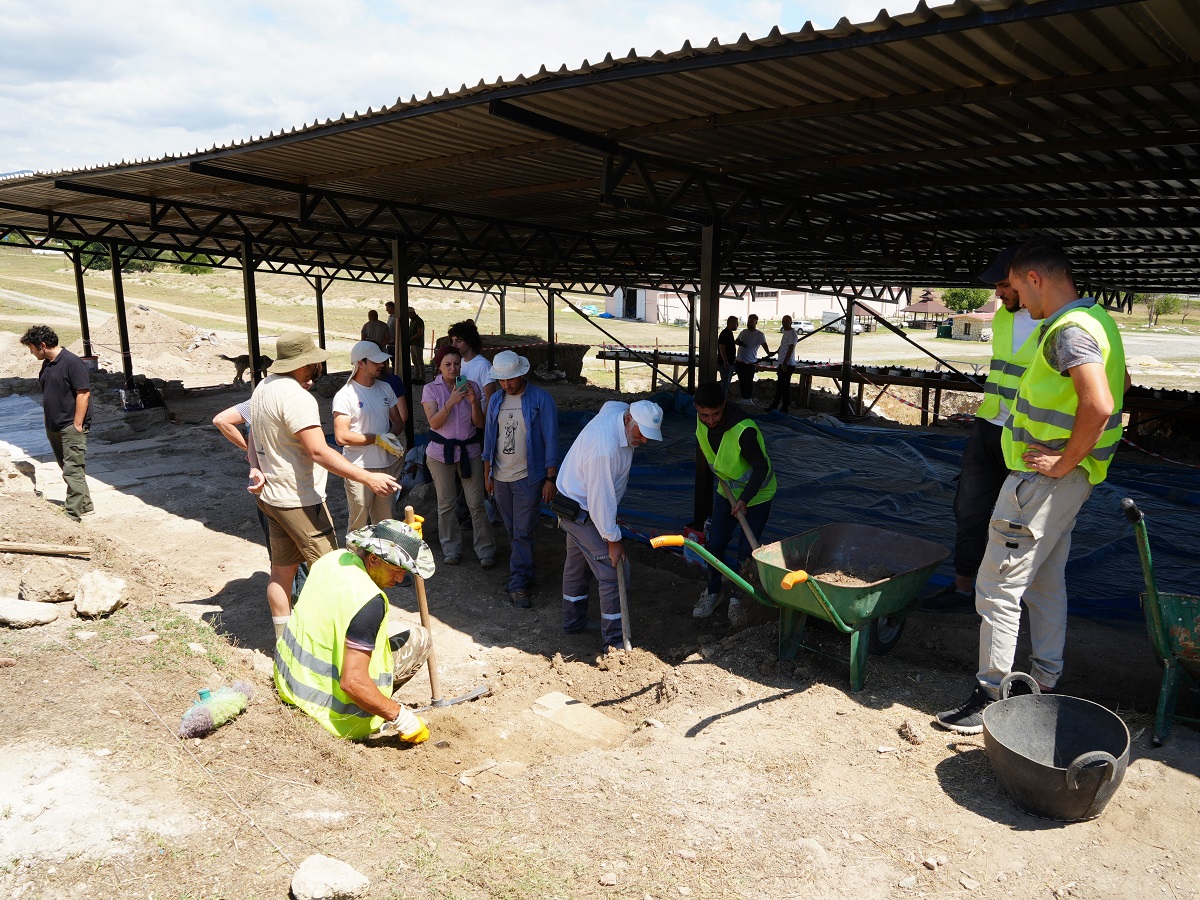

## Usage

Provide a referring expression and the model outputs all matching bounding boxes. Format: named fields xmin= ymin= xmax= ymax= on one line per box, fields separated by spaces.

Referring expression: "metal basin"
xmin=983 ymin=675 xmax=1130 ymax=822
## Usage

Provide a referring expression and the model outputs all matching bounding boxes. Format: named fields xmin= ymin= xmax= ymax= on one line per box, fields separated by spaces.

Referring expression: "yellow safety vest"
xmin=274 ymin=551 xmax=393 ymax=739
xmin=1002 ymin=303 xmax=1126 ymax=485
xmin=976 ymin=307 xmax=1038 ymax=421
xmin=696 ymin=416 xmax=777 ymax=507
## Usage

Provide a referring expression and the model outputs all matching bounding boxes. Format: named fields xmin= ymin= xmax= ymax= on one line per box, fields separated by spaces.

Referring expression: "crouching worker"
xmin=274 ymin=520 xmax=436 ymax=744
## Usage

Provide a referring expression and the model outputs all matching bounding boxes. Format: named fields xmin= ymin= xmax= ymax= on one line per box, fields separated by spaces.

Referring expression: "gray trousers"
xmin=975 ymin=468 xmax=1092 ymax=697
xmin=560 ymin=516 xmax=628 ymax=648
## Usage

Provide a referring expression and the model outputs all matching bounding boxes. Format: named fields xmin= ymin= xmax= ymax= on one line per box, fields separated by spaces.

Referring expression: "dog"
xmin=219 ymin=353 xmax=273 ymax=385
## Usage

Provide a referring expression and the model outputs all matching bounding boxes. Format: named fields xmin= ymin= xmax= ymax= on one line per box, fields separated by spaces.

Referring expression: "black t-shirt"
xmin=38 ymin=348 xmax=92 ymax=431
xmin=718 ymin=327 xmax=736 ymax=365
xmin=345 ymin=594 xmax=387 ymax=651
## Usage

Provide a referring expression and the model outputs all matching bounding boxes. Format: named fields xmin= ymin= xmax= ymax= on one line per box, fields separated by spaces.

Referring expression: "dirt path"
xmin=1 ymin=376 xmax=1197 ymax=900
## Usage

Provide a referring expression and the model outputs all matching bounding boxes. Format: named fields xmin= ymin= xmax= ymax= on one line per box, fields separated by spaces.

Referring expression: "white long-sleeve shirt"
xmin=557 ymin=401 xmax=632 ymax=542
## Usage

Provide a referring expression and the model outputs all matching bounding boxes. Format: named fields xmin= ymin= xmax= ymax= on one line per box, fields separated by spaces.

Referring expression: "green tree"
xmin=71 ymin=241 xmax=156 ymax=273
xmin=1137 ymin=293 xmax=1183 ymax=325
xmin=940 ymin=287 xmax=992 ymax=312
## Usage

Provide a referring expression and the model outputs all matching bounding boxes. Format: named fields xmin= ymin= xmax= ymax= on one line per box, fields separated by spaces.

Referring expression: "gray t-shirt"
xmin=1043 ymin=324 xmax=1102 ymax=375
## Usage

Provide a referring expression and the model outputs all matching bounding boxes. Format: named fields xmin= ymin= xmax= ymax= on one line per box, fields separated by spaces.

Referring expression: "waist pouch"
xmin=550 ymin=493 xmax=589 ymax=524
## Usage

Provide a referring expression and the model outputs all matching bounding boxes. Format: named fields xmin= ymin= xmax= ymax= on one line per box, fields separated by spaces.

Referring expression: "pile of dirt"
xmin=68 ymin=305 xmax=252 ymax=385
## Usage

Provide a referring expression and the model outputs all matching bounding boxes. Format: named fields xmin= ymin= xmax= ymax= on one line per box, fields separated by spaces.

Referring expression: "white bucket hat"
xmin=488 ymin=350 xmax=530 ymax=380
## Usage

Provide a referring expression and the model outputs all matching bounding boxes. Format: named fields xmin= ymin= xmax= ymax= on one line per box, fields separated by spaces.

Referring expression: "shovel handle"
xmin=406 ymin=505 xmax=442 ymax=704
xmin=719 ymin=480 xmax=760 ymax=550
xmin=781 ymin=570 xmax=809 ymax=589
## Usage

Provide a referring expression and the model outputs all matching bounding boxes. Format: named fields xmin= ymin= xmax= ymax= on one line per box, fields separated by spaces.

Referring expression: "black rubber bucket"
xmin=982 ymin=674 xmax=1130 ymax=822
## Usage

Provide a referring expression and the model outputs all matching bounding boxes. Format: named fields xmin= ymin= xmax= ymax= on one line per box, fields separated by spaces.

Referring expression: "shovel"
xmin=719 ymin=479 xmax=761 ymax=552
xmin=616 ymin=563 xmax=633 ymax=652
xmin=404 ymin=506 xmax=491 ymax=709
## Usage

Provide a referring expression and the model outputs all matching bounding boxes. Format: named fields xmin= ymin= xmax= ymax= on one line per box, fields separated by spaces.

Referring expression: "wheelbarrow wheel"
xmin=868 ymin=615 xmax=905 ymax=655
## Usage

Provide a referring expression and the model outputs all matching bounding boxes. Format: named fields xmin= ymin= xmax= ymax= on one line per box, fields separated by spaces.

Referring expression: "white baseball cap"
xmin=629 ymin=400 xmax=664 ymax=441
xmin=350 ymin=340 xmax=392 ymax=366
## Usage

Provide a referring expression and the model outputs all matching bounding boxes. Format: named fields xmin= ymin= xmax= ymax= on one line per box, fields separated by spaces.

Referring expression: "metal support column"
xmin=839 ymin=299 xmax=856 ymax=417
xmin=687 ymin=291 xmax=697 ymax=394
xmin=499 ymin=285 xmax=507 ymax=335
xmin=106 ymin=243 xmax=134 ymax=388
xmin=314 ymin=275 xmax=327 ymax=376
xmin=391 ymin=239 xmax=416 ymax=452
xmin=547 ymin=288 xmax=556 ymax=370
xmin=70 ymin=249 xmax=93 ymax=359
xmin=242 ymin=241 xmax=262 ymax=387
xmin=693 ymin=224 xmax=721 ymax=527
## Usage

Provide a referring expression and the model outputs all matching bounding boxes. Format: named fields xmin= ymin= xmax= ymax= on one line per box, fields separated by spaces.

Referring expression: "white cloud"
xmin=0 ymin=0 xmax=906 ymax=173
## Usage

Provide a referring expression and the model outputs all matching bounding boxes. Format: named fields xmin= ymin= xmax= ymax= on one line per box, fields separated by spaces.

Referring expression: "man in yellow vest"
xmin=924 ymin=246 xmax=1039 ymax=610
xmin=937 ymin=240 xmax=1127 ymax=734
xmin=275 ymin=520 xmax=436 ymax=743
xmin=691 ymin=381 xmax=776 ymax=624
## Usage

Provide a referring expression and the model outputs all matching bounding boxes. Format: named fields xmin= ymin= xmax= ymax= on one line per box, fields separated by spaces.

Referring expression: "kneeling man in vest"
xmin=275 ymin=520 xmax=435 ymax=743
xmin=936 ymin=240 xmax=1126 ymax=734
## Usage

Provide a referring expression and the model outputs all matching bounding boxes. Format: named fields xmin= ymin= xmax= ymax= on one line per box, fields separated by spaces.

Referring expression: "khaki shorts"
xmin=257 ymin=499 xmax=338 ymax=568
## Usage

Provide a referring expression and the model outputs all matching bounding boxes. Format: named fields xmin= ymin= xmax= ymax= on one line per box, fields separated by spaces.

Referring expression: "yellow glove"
xmin=374 ymin=433 xmax=405 ymax=458
xmin=377 ymin=707 xmax=430 ymax=744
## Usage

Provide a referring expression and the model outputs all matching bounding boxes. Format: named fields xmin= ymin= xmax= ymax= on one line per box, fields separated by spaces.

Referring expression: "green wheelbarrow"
xmin=1121 ymin=498 xmax=1200 ymax=746
xmin=652 ymin=523 xmax=948 ymax=692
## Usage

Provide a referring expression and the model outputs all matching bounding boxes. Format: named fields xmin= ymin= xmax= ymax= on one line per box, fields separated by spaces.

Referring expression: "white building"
xmin=607 ymin=286 xmax=899 ymax=327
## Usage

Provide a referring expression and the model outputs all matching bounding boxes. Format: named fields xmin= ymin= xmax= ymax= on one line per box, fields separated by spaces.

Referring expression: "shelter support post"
xmin=839 ymin=299 xmax=856 ymax=418
xmin=693 ymin=224 xmax=720 ymax=527
xmin=70 ymin=250 xmax=92 ymax=359
xmin=105 ymin=242 xmax=134 ymax=389
xmin=391 ymin=239 xmax=416 ymax=452
xmin=241 ymin=241 xmax=262 ymax=387
xmin=314 ymin=276 xmax=327 ymax=375
xmin=498 ymin=285 xmax=507 ymax=334
xmin=547 ymin=289 xmax=557 ymax=370
xmin=687 ymin=291 xmax=697 ymax=394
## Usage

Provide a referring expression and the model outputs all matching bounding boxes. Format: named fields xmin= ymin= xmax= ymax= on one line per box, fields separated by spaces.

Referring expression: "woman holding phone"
xmin=421 ymin=345 xmax=495 ymax=567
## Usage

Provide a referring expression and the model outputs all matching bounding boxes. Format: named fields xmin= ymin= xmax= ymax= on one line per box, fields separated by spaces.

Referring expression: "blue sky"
xmin=1 ymin=0 xmax=892 ymax=173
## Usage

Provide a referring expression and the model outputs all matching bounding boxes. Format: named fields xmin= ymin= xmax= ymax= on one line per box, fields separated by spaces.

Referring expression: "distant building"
xmin=607 ymin=285 xmax=899 ymax=327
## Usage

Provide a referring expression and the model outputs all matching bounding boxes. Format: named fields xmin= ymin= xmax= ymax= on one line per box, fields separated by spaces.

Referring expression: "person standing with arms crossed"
xmin=924 ymin=246 xmax=1040 ymax=610
xmin=936 ymin=240 xmax=1127 ymax=733
xmin=733 ymin=314 xmax=768 ymax=403
xmin=20 ymin=325 xmax=94 ymax=521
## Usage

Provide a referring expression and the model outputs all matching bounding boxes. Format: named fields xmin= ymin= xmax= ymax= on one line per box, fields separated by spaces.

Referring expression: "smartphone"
xmin=455 ymin=375 xmax=468 ymax=391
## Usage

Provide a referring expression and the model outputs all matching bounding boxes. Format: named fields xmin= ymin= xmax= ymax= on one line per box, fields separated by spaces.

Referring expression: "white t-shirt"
xmin=332 ymin=378 xmax=399 ymax=469
xmin=492 ymin=391 xmax=529 ymax=483
xmin=735 ymin=328 xmax=768 ymax=364
xmin=460 ymin=354 xmax=494 ymax=390
xmin=987 ymin=308 xmax=1040 ymax=427
xmin=250 ymin=374 xmax=327 ymax=508
xmin=777 ymin=328 xmax=798 ymax=366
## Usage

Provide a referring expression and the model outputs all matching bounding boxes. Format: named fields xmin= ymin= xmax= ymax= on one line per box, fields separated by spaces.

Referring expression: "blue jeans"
xmin=706 ymin=491 xmax=771 ymax=594
xmin=494 ymin=477 xmax=544 ymax=592
xmin=719 ymin=364 xmax=734 ymax=395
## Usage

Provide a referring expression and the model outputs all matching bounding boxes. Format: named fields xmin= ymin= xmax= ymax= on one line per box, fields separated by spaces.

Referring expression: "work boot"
xmin=693 ymin=588 xmax=722 ymax=618
xmin=934 ymin=686 xmax=993 ymax=735
xmin=508 ymin=590 xmax=531 ymax=609
xmin=922 ymin=584 xmax=974 ymax=611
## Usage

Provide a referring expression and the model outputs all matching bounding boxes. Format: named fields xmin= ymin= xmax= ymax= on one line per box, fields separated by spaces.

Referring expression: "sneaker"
xmin=508 ymin=590 xmax=531 ymax=609
xmin=1006 ymin=677 xmax=1055 ymax=698
xmin=444 ymin=553 xmax=461 ymax=566
xmin=693 ymin=588 xmax=722 ymax=618
xmin=727 ymin=595 xmax=749 ymax=628
xmin=921 ymin=584 xmax=974 ymax=611
xmin=480 ymin=557 xmax=496 ymax=569
xmin=934 ymin=686 xmax=994 ymax=735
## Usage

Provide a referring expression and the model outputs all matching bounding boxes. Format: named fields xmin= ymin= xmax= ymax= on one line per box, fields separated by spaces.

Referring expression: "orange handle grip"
xmin=781 ymin=570 xmax=809 ymax=589
xmin=651 ymin=535 xmax=685 ymax=549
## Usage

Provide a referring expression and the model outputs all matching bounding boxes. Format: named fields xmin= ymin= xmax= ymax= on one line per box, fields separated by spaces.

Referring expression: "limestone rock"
xmin=19 ymin=561 xmax=78 ymax=603
xmin=74 ymin=571 xmax=128 ymax=619
xmin=290 ymin=853 xmax=369 ymax=900
xmin=0 ymin=597 xmax=60 ymax=628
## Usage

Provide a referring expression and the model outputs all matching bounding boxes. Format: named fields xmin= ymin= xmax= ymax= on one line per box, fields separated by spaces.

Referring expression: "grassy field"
xmin=2 ymin=249 xmax=1197 ymax=391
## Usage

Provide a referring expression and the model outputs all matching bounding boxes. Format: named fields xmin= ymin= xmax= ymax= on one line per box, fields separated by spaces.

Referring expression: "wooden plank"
xmin=0 ymin=541 xmax=92 ymax=558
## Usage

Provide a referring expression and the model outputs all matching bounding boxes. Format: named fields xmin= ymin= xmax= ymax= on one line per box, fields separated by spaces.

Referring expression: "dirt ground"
xmin=1 ymin=336 xmax=1199 ymax=899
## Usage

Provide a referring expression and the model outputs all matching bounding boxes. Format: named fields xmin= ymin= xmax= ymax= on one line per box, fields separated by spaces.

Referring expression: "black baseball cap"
xmin=979 ymin=245 xmax=1019 ymax=284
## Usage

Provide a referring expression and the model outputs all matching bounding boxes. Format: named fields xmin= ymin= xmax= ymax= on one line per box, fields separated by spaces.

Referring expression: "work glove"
xmin=376 ymin=706 xmax=430 ymax=744
xmin=374 ymin=433 xmax=405 ymax=457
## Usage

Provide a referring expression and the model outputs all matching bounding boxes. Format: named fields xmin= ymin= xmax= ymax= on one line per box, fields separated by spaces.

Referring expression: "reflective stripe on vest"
xmin=976 ymin=308 xmax=1038 ymax=421
xmin=695 ymin=416 xmax=777 ymax=507
xmin=273 ymin=550 xmax=394 ymax=739
xmin=1001 ymin=303 xmax=1126 ymax=485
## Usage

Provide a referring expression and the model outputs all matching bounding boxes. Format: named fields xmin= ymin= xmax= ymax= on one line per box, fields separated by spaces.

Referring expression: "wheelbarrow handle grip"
xmin=651 ymin=535 xmax=685 ymax=549
xmin=1066 ymin=750 xmax=1117 ymax=789
xmin=1120 ymin=497 xmax=1142 ymax=524
xmin=781 ymin=570 xmax=809 ymax=589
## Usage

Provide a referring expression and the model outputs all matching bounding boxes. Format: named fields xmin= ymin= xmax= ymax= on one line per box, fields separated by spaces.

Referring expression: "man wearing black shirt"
xmin=717 ymin=316 xmax=738 ymax=395
xmin=691 ymin=381 xmax=776 ymax=622
xmin=20 ymin=325 xmax=94 ymax=520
